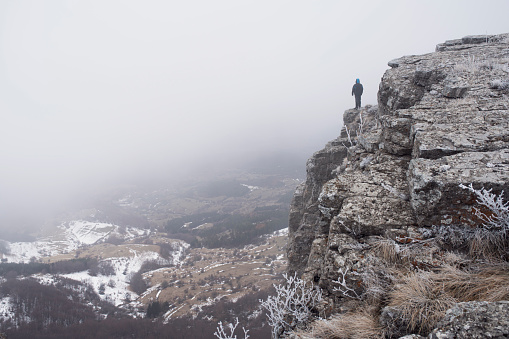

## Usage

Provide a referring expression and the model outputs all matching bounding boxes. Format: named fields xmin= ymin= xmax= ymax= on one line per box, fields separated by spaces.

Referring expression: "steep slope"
xmin=288 ymin=34 xmax=509 ymax=337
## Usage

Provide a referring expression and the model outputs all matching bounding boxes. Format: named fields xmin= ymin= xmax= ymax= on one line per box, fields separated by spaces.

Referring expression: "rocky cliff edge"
xmin=287 ymin=34 xmax=509 ymax=338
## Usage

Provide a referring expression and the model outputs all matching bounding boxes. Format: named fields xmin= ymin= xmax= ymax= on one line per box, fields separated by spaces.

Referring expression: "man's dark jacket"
xmin=352 ymin=83 xmax=363 ymax=97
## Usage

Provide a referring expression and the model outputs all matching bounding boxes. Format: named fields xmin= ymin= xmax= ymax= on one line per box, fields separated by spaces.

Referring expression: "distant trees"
xmin=165 ymin=207 xmax=289 ymax=249
xmin=0 ymin=278 xmax=98 ymax=332
xmin=158 ymin=242 xmax=178 ymax=260
xmin=146 ymin=301 xmax=169 ymax=318
xmin=0 ymin=258 xmax=104 ymax=279
xmin=129 ymin=272 xmax=148 ymax=295
xmin=104 ymin=234 xmax=124 ymax=245
xmin=1 ymin=277 xmax=272 ymax=339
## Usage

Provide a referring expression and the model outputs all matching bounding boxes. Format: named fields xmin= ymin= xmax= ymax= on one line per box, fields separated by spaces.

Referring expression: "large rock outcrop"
xmin=287 ymin=33 xmax=509 ymax=333
xmin=430 ymin=301 xmax=509 ymax=338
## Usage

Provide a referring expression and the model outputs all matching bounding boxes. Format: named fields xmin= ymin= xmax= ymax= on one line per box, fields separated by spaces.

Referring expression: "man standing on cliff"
xmin=352 ymin=78 xmax=363 ymax=109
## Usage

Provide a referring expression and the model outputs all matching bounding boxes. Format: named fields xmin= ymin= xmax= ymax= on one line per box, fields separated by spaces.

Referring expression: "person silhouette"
xmin=352 ymin=78 xmax=363 ymax=109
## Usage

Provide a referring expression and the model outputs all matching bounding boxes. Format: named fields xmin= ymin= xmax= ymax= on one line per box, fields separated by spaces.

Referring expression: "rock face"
xmin=287 ymin=33 xmax=509 ymax=318
xmin=430 ymin=301 xmax=509 ymax=338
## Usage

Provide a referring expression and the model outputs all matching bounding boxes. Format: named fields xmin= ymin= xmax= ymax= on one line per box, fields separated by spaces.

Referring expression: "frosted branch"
xmin=332 ymin=267 xmax=361 ymax=300
xmin=214 ymin=317 xmax=249 ymax=339
xmin=260 ymin=273 xmax=322 ymax=338
xmin=460 ymin=183 xmax=509 ymax=232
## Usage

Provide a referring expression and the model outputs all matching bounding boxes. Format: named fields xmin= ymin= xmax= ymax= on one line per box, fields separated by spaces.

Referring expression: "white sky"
xmin=1 ymin=0 xmax=508 ymax=228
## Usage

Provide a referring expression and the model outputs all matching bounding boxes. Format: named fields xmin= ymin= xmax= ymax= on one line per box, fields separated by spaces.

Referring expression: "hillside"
xmin=0 ymin=170 xmax=298 ymax=338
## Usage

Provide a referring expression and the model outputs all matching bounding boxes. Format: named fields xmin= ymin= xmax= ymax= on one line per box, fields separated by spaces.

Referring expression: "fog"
xmin=1 ymin=0 xmax=508 ymax=232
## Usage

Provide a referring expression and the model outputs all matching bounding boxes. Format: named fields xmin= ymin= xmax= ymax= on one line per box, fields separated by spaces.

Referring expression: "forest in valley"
xmin=0 ymin=271 xmax=272 ymax=338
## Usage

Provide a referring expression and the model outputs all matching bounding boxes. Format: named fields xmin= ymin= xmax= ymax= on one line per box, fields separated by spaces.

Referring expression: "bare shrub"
xmin=260 ymin=273 xmax=322 ymax=338
xmin=460 ymin=184 xmax=509 ymax=232
xmin=214 ymin=317 xmax=249 ymax=339
xmin=332 ymin=268 xmax=361 ymax=300
xmin=387 ymin=272 xmax=456 ymax=335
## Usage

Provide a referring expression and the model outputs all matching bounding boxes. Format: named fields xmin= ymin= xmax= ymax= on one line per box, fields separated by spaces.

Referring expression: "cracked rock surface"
xmin=287 ymin=34 xmax=509 ymax=320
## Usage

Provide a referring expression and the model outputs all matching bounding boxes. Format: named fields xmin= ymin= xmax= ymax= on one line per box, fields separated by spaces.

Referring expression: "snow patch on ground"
xmin=241 ymin=184 xmax=259 ymax=191
xmin=273 ymin=227 xmax=288 ymax=236
xmin=4 ymin=220 xmax=150 ymax=263
xmin=63 ymin=250 xmax=165 ymax=306
xmin=0 ymin=296 xmax=13 ymax=322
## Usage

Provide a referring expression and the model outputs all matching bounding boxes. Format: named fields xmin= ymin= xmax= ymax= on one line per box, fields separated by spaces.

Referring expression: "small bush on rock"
xmin=260 ymin=273 xmax=322 ymax=339
xmin=460 ymin=183 xmax=509 ymax=259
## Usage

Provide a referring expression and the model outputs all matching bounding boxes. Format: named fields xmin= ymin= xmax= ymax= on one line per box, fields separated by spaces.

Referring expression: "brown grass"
xmin=296 ymin=308 xmax=383 ymax=339
xmin=469 ymin=229 xmax=508 ymax=260
xmin=436 ymin=264 xmax=509 ymax=302
xmin=370 ymin=239 xmax=400 ymax=264
xmin=361 ymin=265 xmax=398 ymax=307
xmin=387 ymin=272 xmax=456 ymax=335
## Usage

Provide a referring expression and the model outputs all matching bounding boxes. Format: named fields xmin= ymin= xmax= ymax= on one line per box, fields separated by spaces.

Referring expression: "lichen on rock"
xmin=287 ymin=33 xmax=509 ymax=338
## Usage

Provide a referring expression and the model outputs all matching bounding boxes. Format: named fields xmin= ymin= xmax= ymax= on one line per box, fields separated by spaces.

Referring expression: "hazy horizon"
xmin=1 ymin=0 xmax=508 ymax=232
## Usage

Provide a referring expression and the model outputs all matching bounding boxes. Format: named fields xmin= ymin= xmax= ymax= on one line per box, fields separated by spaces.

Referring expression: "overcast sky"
xmin=1 ymin=0 xmax=508 ymax=229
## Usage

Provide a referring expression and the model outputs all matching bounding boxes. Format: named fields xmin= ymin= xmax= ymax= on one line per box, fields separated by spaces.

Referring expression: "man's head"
xmin=356 ymin=78 xmax=360 ymax=84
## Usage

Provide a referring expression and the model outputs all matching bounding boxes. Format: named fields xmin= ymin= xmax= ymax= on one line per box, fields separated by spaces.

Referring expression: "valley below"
xmin=0 ymin=168 xmax=302 ymax=338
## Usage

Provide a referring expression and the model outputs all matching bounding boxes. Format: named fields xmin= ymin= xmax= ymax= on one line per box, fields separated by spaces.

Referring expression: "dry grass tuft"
xmin=361 ymin=265 xmax=397 ymax=306
xmin=387 ymin=272 xmax=456 ymax=335
xmin=371 ymin=239 xmax=401 ymax=264
xmin=469 ymin=229 xmax=508 ymax=260
xmin=296 ymin=308 xmax=382 ymax=339
xmin=436 ymin=264 xmax=509 ymax=302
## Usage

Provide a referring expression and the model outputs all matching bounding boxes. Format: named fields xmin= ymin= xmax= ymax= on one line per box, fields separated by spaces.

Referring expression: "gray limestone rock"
xmin=288 ymin=106 xmax=378 ymax=275
xmin=429 ymin=301 xmax=509 ymax=339
xmin=412 ymin=122 xmax=509 ymax=159
xmin=442 ymin=84 xmax=469 ymax=98
xmin=409 ymin=149 xmax=509 ymax=227
xmin=287 ymin=33 xmax=509 ymax=336
xmin=461 ymin=35 xmax=492 ymax=44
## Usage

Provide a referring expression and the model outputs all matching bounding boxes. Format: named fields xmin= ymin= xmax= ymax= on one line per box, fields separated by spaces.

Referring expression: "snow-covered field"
xmin=62 ymin=249 xmax=164 ymax=306
xmin=0 ymin=219 xmax=190 ymax=312
xmin=4 ymin=220 xmax=150 ymax=263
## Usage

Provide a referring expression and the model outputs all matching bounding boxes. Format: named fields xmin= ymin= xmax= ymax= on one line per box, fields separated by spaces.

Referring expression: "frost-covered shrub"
xmin=214 ymin=318 xmax=249 ymax=339
xmin=260 ymin=273 xmax=322 ymax=338
xmin=490 ymin=79 xmax=509 ymax=90
xmin=460 ymin=184 xmax=509 ymax=232
xmin=333 ymin=267 xmax=361 ymax=300
xmin=460 ymin=184 xmax=509 ymax=259
xmin=453 ymin=54 xmax=509 ymax=77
